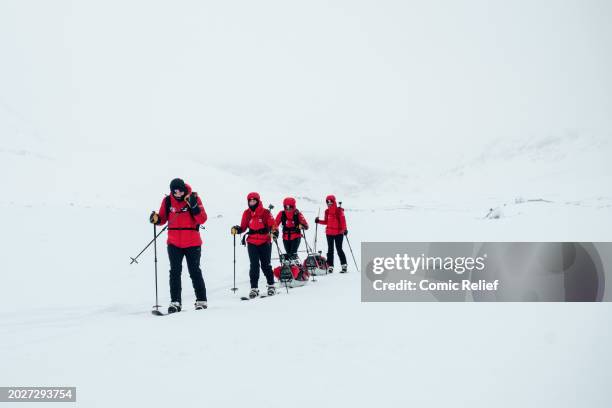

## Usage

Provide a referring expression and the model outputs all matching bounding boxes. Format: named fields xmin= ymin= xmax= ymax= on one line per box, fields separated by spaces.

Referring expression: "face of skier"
xmin=173 ymin=189 xmax=185 ymax=201
xmin=326 ymin=199 xmax=333 ymax=207
xmin=248 ymin=198 xmax=259 ymax=211
xmin=284 ymin=204 xmax=294 ymax=211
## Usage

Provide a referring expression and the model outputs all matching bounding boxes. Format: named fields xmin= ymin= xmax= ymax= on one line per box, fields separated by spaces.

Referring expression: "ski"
xmin=240 ymin=295 xmax=269 ymax=301
xmin=151 ymin=306 xmax=206 ymax=315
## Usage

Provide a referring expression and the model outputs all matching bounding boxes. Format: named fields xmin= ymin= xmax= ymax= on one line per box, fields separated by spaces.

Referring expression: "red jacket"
xmin=240 ymin=192 xmax=275 ymax=246
xmin=157 ymin=183 xmax=207 ymax=248
xmin=274 ymin=198 xmax=309 ymax=241
xmin=317 ymin=195 xmax=347 ymax=236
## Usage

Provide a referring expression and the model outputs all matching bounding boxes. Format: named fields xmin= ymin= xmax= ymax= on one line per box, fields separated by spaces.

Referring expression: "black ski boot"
xmin=168 ymin=301 xmax=182 ymax=314
xmin=195 ymin=300 xmax=207 ymax=310
xmin=340 ymin=264 xmax=348 ymax=273
xmin=249 ymin=288 xmax=260 ymax=299
xmin=267 ymin=285 xmax=276 ymax=296
xmin=327 ymin=266 xmax=334 ymax=274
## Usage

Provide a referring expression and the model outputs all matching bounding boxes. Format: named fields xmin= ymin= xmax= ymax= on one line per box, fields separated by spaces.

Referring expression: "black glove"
xmin=344 ymin=230 xmax=348 ymax=236
xmin=187 ymin=193 xmax=198 ymax=208
xmin=272 ymin=229 xmax=279 ymax=239
xmin=315 ymin=217 xmax=320 ymax=224
xmin=231 ymin=225 xmax=242 ymax=235
xmin=150 ymin=211 xmax=160 ymax=225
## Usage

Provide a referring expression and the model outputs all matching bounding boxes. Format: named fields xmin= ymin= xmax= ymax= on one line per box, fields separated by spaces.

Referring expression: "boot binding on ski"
xmin=249 ymin=288 xmax=260 ymax=299
xmin=168 ymin=302 xmax=182 ymax=314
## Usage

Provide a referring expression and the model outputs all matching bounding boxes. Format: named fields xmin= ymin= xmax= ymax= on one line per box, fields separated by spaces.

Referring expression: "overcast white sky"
xmin=1 ymin=0 xmax=611 ymax=161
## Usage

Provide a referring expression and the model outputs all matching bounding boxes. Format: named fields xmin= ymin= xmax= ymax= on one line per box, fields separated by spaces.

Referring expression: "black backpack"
xmin=281 ymin=210 xmax=301 ymax=239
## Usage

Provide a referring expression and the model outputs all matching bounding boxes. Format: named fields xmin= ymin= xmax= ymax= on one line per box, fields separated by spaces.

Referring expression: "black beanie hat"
xmin=169 ymin=178 xmax=186 ymax=193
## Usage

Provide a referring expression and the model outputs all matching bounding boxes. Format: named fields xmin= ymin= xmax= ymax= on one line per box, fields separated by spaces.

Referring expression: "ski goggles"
xmin=173 ymin=189 xmax=185 ymax=196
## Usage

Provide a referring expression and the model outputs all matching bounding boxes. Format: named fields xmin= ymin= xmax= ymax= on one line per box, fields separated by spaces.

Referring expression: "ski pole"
xmin=344 ymin=234 xmax=360 ymax=273
xmin=337 ymin=201 xmax=359 ymax=273
xmin=301 ymin=228 xmax=312 ymax=253
xmin=231 ymin=233 xmax=238 ymax=292
xmin=152 ymin=224 xmax=163 ymax=315
xmin=273 ymin=237 xmax=290 ymax=294
xmin=130 ymin=225 xmax=168 ymax=264
xmin=301 ymin=229 xmax=317 ymax=282
xmin=314 ymin=207 xmax=320 ymax=253
xmin=273 ymin=236 xmax=283 ymax=259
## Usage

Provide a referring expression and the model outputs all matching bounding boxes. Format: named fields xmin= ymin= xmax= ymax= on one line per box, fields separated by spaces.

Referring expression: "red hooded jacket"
xmin=274 ymin=197 xmax=309 ymax=241
xmin=157 ymin=183 xmax=207 ymax=248
xmin=240 ymin=192 xmax=275 ymax=246
xmin=317 ymin=195 xmax=347 ymax=236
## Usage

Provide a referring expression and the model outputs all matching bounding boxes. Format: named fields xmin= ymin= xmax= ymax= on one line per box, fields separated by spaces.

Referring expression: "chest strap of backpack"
xmin=168 ymin=227 xmax=200 ymax=231
xmin=241 ymin=227 xmax=270 ymax=245
xmin=247 ymin=227 xmax=270 ymax=235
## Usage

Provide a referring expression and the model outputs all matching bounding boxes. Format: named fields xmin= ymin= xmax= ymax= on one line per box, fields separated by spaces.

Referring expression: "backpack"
xmin=281 ymin=210 xmax=302 ymax=240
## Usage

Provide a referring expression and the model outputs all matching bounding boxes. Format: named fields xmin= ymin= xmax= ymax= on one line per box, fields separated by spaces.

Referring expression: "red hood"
xmin=326 ymin=194 xmax=337 ymax=209
xmin=247 ymin=191 xmax=263 ymax=212
xmin=283 ymin=197 xmax=296 ymax=208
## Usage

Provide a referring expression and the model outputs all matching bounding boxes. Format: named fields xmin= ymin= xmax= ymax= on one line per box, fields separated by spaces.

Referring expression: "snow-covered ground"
xmin=2 ymin=1 xmax=612 ymax=407
xmin=1 ymin=129 xmax=611 ymax=407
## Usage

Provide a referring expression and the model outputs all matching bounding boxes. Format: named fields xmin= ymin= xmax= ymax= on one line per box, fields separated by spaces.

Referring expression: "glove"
xmin=231 ymin=225 xmax=242 ymax=235
xmin=187 ymin=194 xmax=201 ymax=215
xmin=315 ymin=217 xmax=320 ymax=224
xmin=344 ymin=230 xmax=348 ymax=236
xmin=271 ymin=229 xmax=279 ymax=239
xmin=186 ymin=193 xmax=198 ymax=208
xmin=298 ymin=224 xmax=303 ymax=230
xmin=149 ymin=211 xmax=159 ymax=225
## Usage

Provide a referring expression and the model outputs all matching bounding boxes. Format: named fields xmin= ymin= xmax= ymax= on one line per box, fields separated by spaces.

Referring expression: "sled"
xmin=303 ymin=252 xmax=328 ymax=276
xmin=273 ymin=257 xmax=311 ymax=288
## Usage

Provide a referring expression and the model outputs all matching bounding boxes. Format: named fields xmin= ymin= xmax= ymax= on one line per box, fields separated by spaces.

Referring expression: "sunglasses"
xmin=326 ymin=200 xmax=333 ymax=204
xmin=284 ymin=205 xmax=294 ymax=210
xmin=173 ymin=190 xmax=185 ymax=195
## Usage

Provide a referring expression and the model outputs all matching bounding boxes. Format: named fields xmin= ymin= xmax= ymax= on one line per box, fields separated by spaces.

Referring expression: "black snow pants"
xmin=326 ymin=234 xmax=347 ymax=267
xmin=283 ymin=237 xmax=301 ymax=259
xmin=168 ymin=244 xmax=207 ymax=303
xmin=247 ymin=242 xmax=275 ymax=288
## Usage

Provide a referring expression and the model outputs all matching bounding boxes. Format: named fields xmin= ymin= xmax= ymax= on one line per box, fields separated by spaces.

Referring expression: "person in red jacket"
xmin=274 ymin=197 xmax=309 ymax=261
xmin=150 ymin=178 xmax=208 ymax=313
xmin=231 ymin=192 xmax=277 ymax=298
xmin=315 ymin=194 xmax=348 ymax=273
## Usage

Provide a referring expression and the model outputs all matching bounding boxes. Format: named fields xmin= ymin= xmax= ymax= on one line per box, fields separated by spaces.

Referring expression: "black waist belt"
xmin=248 ymin=228 xmax=270 ymax=235
xmin=284 ymin=227 xmax=299 ymax=233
